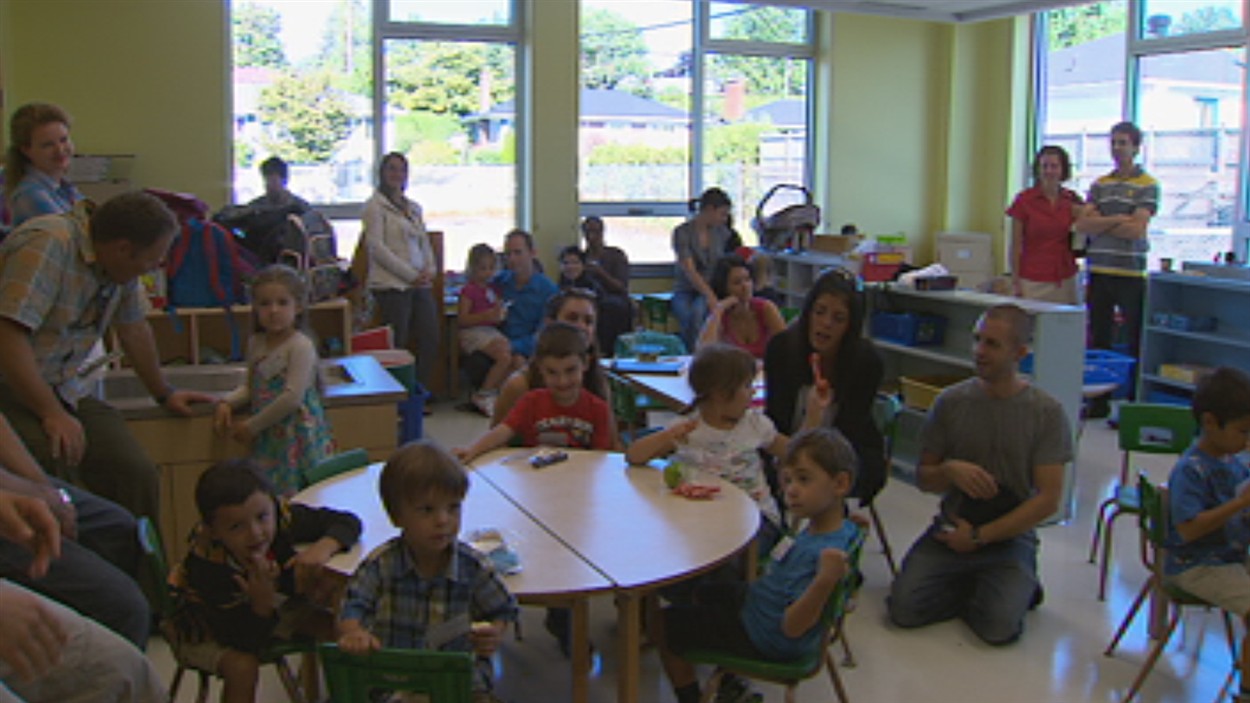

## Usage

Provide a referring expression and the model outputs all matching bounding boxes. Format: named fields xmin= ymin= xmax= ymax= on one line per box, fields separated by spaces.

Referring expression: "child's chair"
xmin=137 ymin=517 xmax=315 ymax=703
xmin=867 ymin=392 xmax=901 ymax=576
xmin=319 ymin=644 xmax=474 ymax=703
xmin=1089 ymin=403 xmax=1195 ymax=600
xmin=303 ymin=447 xmax=370 ymax=488
xmin=639 ymin=294 xmax=672 ymax=332
xmin=1103 ymin=474 xmax=1238 ymax=703
xmin=681 ymin=533 xmax=866 ymax=703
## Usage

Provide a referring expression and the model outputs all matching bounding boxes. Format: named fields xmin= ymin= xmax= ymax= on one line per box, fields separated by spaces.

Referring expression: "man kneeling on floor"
xmin=887 ymin=303 xmax=1072 ymax=645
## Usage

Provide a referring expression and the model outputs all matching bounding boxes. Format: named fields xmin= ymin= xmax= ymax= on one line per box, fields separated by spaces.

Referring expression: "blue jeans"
xmin=887 ymin=525 xmax=1039 ymax=645
xmin=0 ymin=481 xmax=149 ymax=647
xmin=670 ymin=289 xmax=708 ymax=352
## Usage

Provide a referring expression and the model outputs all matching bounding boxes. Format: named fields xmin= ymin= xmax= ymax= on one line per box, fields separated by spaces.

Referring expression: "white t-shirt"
xmin=669 ymin=409 xmax=781 ymax=527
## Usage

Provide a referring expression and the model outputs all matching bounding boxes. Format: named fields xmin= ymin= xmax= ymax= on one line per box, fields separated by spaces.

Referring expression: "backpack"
xmin=166 ymin=217 xmax=249 ymax=308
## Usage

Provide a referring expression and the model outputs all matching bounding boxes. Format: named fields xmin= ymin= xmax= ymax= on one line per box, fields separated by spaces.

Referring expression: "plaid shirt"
xmin=8 ymin=170 xmax=83 ymax=228
xmin=0 ymin=202 xmax=144 ymax=403
xmin=341 ymin=537 xmax=517 ymax=691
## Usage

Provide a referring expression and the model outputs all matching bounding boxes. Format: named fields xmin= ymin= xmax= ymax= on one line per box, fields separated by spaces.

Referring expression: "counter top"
xmin=105 ymin=354 xmax=407 ymax=420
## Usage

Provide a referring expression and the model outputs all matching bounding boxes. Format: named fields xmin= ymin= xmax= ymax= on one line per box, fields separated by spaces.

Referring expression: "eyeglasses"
xmin=563 ymin=286 xmax=598 ymax=300
xmin=818 ymin=266 xmax=864 ymax=292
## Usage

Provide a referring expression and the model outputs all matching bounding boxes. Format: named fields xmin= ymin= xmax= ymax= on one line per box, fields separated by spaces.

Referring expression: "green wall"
xmin=1 ymin=0 xmax=230 ymax=206
xmin=1 ymin=2 xmax=1030 ymax=273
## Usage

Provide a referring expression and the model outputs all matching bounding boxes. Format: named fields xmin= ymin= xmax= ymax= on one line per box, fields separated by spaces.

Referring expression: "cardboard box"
xmin=810 ymin=234 xmax=862 ymax=254
xmin=937 ymin=232 xmax=993 ymax=273
xmin=1158 ymin=363 xmax=1213 ymax=385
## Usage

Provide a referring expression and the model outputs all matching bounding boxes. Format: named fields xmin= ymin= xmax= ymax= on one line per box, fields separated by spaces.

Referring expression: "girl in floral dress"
xmin=215 ymin=265 xmax=334 ymax=494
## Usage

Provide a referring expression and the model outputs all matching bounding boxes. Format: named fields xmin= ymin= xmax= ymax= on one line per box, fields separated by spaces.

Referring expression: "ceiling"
xmin=761 ymin=0 xmax=1093 ymax=24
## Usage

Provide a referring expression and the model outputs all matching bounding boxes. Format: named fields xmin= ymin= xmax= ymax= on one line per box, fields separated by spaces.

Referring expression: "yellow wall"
xmin=1 ymin=2 xmax=1031 ymax=273
xmin=1 ymin=0 xmax=231 ymax=206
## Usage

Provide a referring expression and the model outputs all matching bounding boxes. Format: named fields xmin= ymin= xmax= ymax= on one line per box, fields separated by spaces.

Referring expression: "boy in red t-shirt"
xmin=454 ymin=322 xmax=611 ymax=463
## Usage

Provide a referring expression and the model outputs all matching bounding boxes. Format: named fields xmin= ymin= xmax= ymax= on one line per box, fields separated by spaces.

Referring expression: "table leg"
xmin=571 ymin=597 xmax=590 ymax=703
xmin=617 ymin=591 xmax=642 ymax=703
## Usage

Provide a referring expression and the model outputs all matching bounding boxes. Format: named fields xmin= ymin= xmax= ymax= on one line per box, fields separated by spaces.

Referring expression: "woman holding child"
xmin=764 ymin=268 xmax=886 ymax=504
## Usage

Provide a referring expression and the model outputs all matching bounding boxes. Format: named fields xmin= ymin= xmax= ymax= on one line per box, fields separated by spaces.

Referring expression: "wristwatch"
xmin=970 ymin=526 xmax=986 ymax=548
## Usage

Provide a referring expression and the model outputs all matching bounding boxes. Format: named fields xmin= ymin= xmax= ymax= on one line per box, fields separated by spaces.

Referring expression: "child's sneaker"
xmin=713 ymin=674 xmax=763 ymax=703
xmin=472 ymin=391 xmax=496 ymax=418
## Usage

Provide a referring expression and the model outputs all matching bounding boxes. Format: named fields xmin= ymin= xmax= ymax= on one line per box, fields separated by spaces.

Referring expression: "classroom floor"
xmin=148 ymin=401 xmax=1238 ymax=703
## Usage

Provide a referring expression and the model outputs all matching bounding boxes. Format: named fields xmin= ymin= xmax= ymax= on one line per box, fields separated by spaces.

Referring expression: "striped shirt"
xmin=341 ymin=537 xmax=517 ymax=691
xmin=0 ymin=202 xmax=145 ymax=403
xmin=1085 ymin=167 xmax=1159 ymax=277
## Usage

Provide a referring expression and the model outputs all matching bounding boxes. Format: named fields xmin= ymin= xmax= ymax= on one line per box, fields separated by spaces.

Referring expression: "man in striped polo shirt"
xmin=1074 ymin=121 xmax=1159 ymax=416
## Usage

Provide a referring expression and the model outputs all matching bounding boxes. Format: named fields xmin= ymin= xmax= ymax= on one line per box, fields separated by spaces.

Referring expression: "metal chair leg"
xmin=1098 ymin=506 xmax=1124 ymax=601
xmin=1123 ymin=609 xmax=1181 ymax=703
xmin=868 ymin=502 xmax=897 ymax=576
xmin=824 ymin=650 xmax=850 ymax=703
xmin=1089 ymin=495 xmax=1115 ymax=563
xmin=1105 ymin=577 xmax=1153 ymax=656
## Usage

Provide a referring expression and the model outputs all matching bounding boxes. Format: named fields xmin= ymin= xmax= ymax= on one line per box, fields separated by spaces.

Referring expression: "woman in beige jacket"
xmin=363 ymin=152 xmax=438 ymax=395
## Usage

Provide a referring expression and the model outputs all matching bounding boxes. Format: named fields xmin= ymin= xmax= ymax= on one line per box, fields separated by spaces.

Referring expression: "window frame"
xmin=578 ymin=0 xmax=818 ymax=274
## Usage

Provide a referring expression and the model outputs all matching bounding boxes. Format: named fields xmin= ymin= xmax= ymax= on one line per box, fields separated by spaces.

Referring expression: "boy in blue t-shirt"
xmin=655 ymin=427 xmax=861 ymax=703
xmin=1165 ymin=367 xmax=1250 ymax=703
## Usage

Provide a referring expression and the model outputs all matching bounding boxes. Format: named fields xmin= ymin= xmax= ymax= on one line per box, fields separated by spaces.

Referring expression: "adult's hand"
xmin=934 ymin=516 xmax=979 ymax=553
xmin=41 ymin=410 xmax=85 ymax=469
xmin=40 ymin=484 xmax=77 ymax=542
xmin=0 ymin=490 xmax=62 ymax=578
xmin=942 ymin=459 xmax=998 ymax=500
xmin=0 ymin=586 xmax=68 ymax=682
xmin=164 ymin=389 xmax=217 ymax=416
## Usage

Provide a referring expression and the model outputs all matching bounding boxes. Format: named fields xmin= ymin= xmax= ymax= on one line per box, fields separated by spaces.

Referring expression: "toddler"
xmin=458 ymin=243 xmax=518 ymax=417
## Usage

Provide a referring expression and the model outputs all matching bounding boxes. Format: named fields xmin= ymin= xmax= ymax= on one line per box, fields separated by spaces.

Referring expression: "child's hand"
xmin=338 ymin=628 xmax=381 ymax=656
xmin=803 ymin=353 xmax=833 ymax=427
xmin=233 ymin=553 xmax=279 ymax=614
xmin=452 ymin=447 xmax=474 ymax=464
xmin=715 ymin=297 xmax=739 ymax=316
xmin=848 ymin=511 xmax=871 ymax=532
xmin=286 ymin=538 xmax=339 ymax=599
xmin=213 ymin=403 xmax=232 ymax=437
xmin=668 ymin=418 xmax=699 ymax=444
xmin=229 ymin=421 xmax=255 ymax=446
xmin=814 ymin=547 xmax=848 ymax=587
xmin=469 ymin=620 xmax=504 ymax=657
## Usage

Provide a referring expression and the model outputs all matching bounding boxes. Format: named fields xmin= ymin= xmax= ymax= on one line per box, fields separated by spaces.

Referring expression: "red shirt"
xmin=502 ymin=387 xmax=612 ymax=450
xmin=1006 ymin=185 xmax=1081 ymax=282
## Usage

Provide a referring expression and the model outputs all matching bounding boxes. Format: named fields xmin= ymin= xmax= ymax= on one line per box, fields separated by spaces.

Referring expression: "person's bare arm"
xmin=780 ymin=548 xmax=846 ymax=638
xmin=0 ymin=319 xmax=85 ymax=466
xmin=453 ymin=424 xmax=516 ymax=464
xmin=113 ymin=320 xmax=215 ymax=413
xmin=936 ymin=462 xmax=1064 ymax=553
xmin=491 ymin=372 xmax=528 ymax=427
xmin=915 ymin=451 xmax=999 ymax=498
xmin=1103 ymin=206 xmax=1152 ymax=240
xmin=1010 ymin=218 xmax=1025 ymax=296
xmin=1176 ymin=482 xmax=1250 ymax=544
xmin=625 ymin=418 xmax=697 ymax=465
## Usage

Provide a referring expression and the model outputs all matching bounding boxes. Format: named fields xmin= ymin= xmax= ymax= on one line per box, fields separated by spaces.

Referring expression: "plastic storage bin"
xmin=899 ymin=374 xmax=969 ymax=410
xmin=1020 ymin=349 xmax=1136 ymax=398
xmin=871 ymin=312 xmax=947 ymax=347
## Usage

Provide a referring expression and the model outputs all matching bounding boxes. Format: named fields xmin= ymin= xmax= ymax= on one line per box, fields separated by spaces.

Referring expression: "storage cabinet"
xmin=866 ymin=286 xmax=1085 ymax=520
xmin=1139 ymin=272 xmax=1250 ymax=403
xmin=111 ymin=298 xmax=352 ymax=365
xmin=769 ymin=251 xmax=850 ymax=309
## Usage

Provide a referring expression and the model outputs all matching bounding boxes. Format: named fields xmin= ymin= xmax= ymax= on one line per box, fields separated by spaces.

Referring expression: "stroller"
xmin=752 ymin=184 xmax=821 ymax=251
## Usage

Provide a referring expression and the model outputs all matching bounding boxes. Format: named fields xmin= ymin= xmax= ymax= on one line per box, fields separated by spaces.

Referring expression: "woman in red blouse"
xmin=1007 ymin=145 xmax=1083 ymax=304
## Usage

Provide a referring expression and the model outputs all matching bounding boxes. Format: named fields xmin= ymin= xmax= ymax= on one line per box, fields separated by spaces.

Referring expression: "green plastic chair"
xmin=781 ymin=306 xmax=801 ymax=323
xmin=640 ymin=294 xmax=672 ymax=332
xmin=303 ymin=448 xmax=370 ymax=488
xmin=682 ymin=533 xmax=866 ymax=703
xmin=1103 ymin=474 xmax=1237 ymax=703
xmin=867 ymin=392 xmax=901 ymax=576
xmin=137 ymin=517 xmax=313 ymax=703
xmin=319 ymin=643 xmax=474 ymax=703
xmin=1089 ymin=403 xmax=1196 ymax=601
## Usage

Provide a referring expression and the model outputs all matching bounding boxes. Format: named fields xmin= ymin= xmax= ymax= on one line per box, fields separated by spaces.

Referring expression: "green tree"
xmin=1173 ymin=6 xmax=1240 ymax=35
xmin=1047 ymin=2 xmax=1127 ymax=50
xmin=710 ymin=6 xmax=806 ymax=97
xmin=315 ymin=0 xmax=371 ymax=96
xmin=387 ymin=42 xmax=513 ymax=117
xmin=706 ymin=122 xmax=771 ymax=164
xmin=233 ymin=1 xmax=287 ymax=69
xmin=258 ymin=71 xmax=353 ymax=164
xmin=581 ymin=8 xmax=652 ymax=96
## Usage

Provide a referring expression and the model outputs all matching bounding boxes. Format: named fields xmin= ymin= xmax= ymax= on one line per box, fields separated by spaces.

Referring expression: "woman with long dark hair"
xmin=764 ymin=268 xmax=885 ymax=503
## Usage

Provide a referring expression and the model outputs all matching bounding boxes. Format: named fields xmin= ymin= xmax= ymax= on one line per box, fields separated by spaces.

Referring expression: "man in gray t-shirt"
xmin=887 ymin=304 xmax=1073 ymax=645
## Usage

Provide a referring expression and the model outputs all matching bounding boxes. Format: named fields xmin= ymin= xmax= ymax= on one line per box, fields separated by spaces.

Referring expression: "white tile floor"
xmin=149 ymin=402 xmax=1240 ymax=702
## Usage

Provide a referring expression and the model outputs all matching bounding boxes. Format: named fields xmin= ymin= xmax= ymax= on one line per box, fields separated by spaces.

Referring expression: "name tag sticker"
xmin=770 ymin=535 xmax=795 ymax=562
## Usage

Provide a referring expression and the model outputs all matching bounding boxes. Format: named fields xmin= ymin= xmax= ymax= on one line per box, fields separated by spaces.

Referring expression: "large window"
xmin=578 ymin=0 xmax=814 ymax=264
xmin=1035 ymin=0 xmax=1249 ymax=266
xmin=230 ymin=0 xmax=519 ymax=266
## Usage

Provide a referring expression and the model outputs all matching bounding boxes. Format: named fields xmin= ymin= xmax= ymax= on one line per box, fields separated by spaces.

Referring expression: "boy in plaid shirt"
xmin=338 ymin=440 xmax=517 ymax=700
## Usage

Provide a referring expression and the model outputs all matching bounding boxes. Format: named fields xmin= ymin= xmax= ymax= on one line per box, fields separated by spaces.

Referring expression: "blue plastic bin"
xmin=1019 ymin=349 xmax=1136 ymax=399
xmin=870 ymin=312 xmax=947 ymax=347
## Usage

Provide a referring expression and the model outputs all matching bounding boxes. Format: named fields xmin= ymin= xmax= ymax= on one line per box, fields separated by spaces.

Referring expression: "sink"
xmin=100 ymin=365 xmax=247 ymax=401
xmin=320 ymin=361 xmax=357 ymax=387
